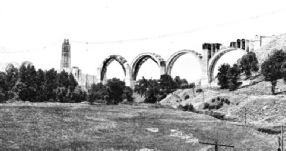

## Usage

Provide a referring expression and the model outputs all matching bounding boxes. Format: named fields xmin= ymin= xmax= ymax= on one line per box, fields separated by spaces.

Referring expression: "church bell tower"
xmin=60 ymin=39 xmax=71 ymax=72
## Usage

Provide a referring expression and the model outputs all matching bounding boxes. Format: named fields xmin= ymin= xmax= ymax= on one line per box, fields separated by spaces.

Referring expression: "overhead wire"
xmin=70 ymin=7 xmax=286 ymax=45
xmin=1 ymin=7 xmax=286 ymax=53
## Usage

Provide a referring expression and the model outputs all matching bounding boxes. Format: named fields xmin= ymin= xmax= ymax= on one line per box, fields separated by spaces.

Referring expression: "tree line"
xmin=0 ymin=65 xmax=86 ymax=103
xmin=133 ymin=75 xmax=195 ymax=103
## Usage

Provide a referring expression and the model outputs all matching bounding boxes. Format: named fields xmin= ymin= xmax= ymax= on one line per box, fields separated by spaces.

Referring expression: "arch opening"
xmin=131 ymin=53 xmax=166 ymax=81
xmin=166 ymin=50 xmax=203 ymax=84
xmin=99 ymin=55 xmax=131 ymax=86
xmin=136 ymin=58 xmax=161 ymax=80
xmin=208 ymin=48 xmax=246 ymax=83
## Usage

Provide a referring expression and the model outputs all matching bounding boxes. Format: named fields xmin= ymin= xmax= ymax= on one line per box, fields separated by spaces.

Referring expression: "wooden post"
xmin=282 ymin=125 xmax=284 ymax=151
xmin=199 ymin=141 xmax=234 ymax=151
xmin=244 ymin=108 xmax=247 ymax=126
xmin=203 ymin=91 xmax=204 ymax=102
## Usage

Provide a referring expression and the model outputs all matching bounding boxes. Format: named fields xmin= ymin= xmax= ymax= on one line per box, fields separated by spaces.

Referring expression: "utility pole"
xmin=282 ymin=125 xmax=284 ymax=151
xmin=199 ymin=141 xmax=234 ymax=151
xmin=202 ymin=90 xmax=204 ymax=102
xmin=244 ymin=108 xmax=247 ymax=126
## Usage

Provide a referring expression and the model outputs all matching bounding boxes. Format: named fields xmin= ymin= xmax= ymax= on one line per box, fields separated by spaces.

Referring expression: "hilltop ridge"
xmin=255 ymin=33 xmax=286 ymax=64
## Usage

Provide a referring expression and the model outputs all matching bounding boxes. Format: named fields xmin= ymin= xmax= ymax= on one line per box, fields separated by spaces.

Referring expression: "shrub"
xmin=217 ymin=97 xmax=220 ymax=101
xmin=178 ymin=103 xmax=195 ymax=112
xmin=196 ymin=88 xmax=203 ymax=93
xmin=221 ymin=98 xmax=225 ymax=103
xmin=203 ymin=102 xmax=210 ymax=109
xmin=218 ymin=101 xmax=224 ymax=108
xmin=225 ymin=99 xmax=230 ymax=105
xmin=208 ymin=105 xmax=216 ymax=110
xmin=212 ymin=98 xmax=215 ymax=103
xmin=207 ymin=111 xmax=225 ymax=119
xmin=184 ymin=95 xmax=190 ymax=100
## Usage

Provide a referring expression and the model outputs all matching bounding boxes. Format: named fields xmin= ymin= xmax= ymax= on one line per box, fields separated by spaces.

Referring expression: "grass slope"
xmin=0 ymin=103 xmax=276 ymax=150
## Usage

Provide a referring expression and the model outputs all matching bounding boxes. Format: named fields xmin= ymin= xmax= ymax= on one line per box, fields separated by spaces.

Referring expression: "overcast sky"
xmin=1 ymin=0 xmax=286 ymax=82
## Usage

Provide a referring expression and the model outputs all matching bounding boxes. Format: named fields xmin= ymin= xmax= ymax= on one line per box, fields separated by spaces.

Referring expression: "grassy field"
xmin=0 ymin=102 xmax=277 ymax=150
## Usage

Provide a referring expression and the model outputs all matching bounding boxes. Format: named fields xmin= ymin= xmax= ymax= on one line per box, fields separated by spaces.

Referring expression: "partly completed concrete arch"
xmin=166 ymin=49 xmax=203 ymax=75
xmin=131 ymin=52 xmax=166 ymax=81
xmin=97 ymin=55 xmax=132 ymax=87
xmin=208 ymin=48 xmax=246 ymax=82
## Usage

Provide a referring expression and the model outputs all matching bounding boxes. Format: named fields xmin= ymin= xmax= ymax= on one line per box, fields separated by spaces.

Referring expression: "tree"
xmin=15 ymin=65 xmax=37 ymax=102
xmin=70 ymin=86 xmax=86 ymax=103
xmin=45 ymin=68 xmax=58 ymax=101
xmin=261 ymin=50 xmax=286 ymax=94
xmin=144 ymin=79 xmax=160 ymax=103
xmin=239 ymin=52 xmax=259 ymax=77
xmin=0 ymin=72 xmax=7 ymax=102
xmin=160 ymin=74 xmax=176 ymax=93
xmin=123 ymin=86 xmax=134 ymax=102
xmin=88 ymin=83 xmax=105 ymax=104
xmin=105 ymin=78 xmax=126 ymax=104
xmin=217 ymin=63 xmax=231 ymax=89
xmin=174 ymin=76 xmax=182 ymax=88
xmin=57 ymin=71 xmax=69 ymax=88
xmin=68 ymin=72 xmax=78 ymax=92
xmin=36 ymin=69 xmax=46 ymax=102
xmin=5 ymin=67 xmax=18 ymax=99
xmin=227 ymin=64 xmax=241 ymax=91
xmin=134 ymin=76 xmax=148 ymax=97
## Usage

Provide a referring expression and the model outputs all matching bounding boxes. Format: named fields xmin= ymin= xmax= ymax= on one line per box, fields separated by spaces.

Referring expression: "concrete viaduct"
xmin=97 ymin=42 xmax=248 ymax=88
xmin=3 ymin=40 xmax=249 ymax=89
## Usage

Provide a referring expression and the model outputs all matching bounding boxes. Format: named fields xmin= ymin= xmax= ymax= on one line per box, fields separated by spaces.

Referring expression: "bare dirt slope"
xmin=166 ymin=79 xmax=286 ymax=127
xmin=255 ymin=33 xmax=286 ymax=64
xmin=159 ymin=89 xmax=196 ymax=108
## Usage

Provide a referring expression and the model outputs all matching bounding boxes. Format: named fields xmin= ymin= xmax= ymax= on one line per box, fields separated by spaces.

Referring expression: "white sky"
xmin=1 ymin=0 xmax=286 ymax=82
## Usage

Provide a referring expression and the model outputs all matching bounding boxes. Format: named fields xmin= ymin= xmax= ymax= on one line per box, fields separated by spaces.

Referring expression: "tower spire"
xmin=60 ymin=39 xmax=71 ymax=72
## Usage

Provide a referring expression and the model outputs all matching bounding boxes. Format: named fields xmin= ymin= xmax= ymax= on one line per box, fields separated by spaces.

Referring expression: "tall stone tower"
xmin=60 ymin=39 xmax=71 ymax=72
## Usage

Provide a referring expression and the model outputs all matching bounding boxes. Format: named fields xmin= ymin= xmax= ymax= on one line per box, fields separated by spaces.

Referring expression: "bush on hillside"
xmin=196 ymin=88 xmax=203 ymax=93
xmin=261 ymin=50 xmax=286 ymax=94
xmin=184 ymin=95 xmax=190 ymax=100
xmin=178 ymin=103 xmax=195 ymax=112
xmin=212 ymin=98 xmax=215 ymax=103
xmin=239 ymin=52 xmax=259 ymax=77
xmin=203 ymin=102 xmax=210 ymax=109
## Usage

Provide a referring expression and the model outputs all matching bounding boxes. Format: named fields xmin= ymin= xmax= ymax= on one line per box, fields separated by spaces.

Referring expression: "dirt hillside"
xmin=160 ymin=79 xmax=286 ymax=127
xmin=254 ymin=33 xmax=286 ymax=64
